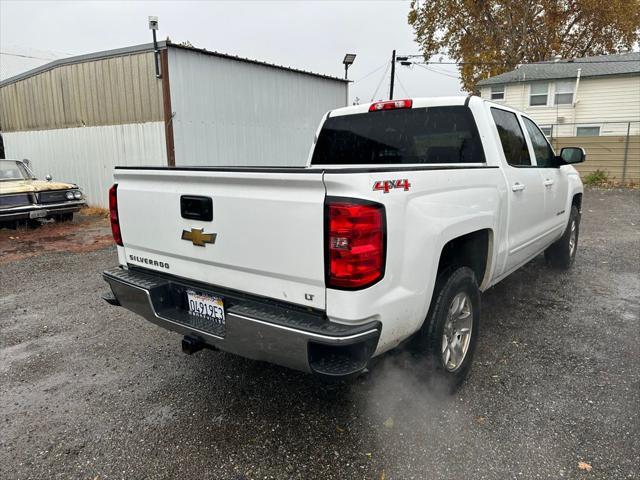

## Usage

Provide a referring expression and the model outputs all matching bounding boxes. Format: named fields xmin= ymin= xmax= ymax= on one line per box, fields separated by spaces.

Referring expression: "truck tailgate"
xmin=114 ymin=168 xmax=326 ymax=309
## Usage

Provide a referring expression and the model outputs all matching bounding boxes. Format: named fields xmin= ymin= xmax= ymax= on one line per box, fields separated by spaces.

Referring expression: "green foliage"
xmin=408 ymin=0 xmax=640 ymax=92
xmin=584 ymin=169 xmax=609 ymax=185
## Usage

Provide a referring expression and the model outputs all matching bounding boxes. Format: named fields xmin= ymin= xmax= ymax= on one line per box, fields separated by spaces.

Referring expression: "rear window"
xmin=311 ymin=106 xmax=485 ymax=165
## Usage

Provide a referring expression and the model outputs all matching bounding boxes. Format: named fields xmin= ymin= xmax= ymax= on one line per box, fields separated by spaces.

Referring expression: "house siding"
xmin=480 ymin=75 xmax=640 ymax=136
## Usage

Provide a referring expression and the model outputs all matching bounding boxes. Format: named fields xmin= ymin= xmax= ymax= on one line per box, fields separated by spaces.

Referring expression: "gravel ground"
xmin=1 ymin=189 xmax=638 ymax=480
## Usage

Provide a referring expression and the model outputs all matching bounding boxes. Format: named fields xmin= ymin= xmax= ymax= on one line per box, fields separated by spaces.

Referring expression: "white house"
xmin=477 ymin=52 xmax=640 ymax=138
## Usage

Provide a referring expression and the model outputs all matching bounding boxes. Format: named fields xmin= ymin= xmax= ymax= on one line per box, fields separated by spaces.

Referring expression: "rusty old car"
xmin=0 ymin=159 xmax=86 ymax=226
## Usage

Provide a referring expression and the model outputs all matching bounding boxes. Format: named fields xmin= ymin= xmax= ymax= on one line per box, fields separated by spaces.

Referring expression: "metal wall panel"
xmin=3 ymin=122 xmax=167 ymax=207
xmin=0 ymin=52 xmax=164 ymax=132
xmin=168 ymin=48 xmax=347 ymax=166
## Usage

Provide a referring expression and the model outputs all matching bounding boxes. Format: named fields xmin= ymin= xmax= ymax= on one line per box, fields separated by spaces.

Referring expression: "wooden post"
xmin=622 ymin=122 xmax=631 ymax=183
xmin=160 ymin=49 xmax=175 ymax=167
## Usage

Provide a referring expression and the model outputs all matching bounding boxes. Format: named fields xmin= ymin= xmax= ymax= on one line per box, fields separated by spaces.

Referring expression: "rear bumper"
xmin=102 ymin=266 xmax=380 ymax=378
xmin=0 ymin=200 xmax=85 ymax=221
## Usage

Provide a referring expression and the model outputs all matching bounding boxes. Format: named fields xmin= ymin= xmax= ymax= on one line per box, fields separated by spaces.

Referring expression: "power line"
xmin=0 ymin=51 xmax=58 ymax=61
xmin=399 ymin=55 xmax=640 ymax=66
xmin=352 ymin=61 xmax=389 ymax=83
xmin=394 ymin=70 xmax=411 ymax=97
xmin=415 ymin=63 xmax=460 ymax=79
xmin=370 ymin=62 xmax=390 ymax=101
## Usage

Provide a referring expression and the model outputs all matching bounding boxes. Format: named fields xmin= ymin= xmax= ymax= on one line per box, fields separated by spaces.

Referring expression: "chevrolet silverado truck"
xmin=0 ymin=159 xmax=86 ymax=226
xmin=102 ymin=96 xmax=585 ymax=385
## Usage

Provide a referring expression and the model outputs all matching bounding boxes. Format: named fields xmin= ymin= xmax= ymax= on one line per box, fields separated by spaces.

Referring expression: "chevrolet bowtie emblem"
xmin=181 ymin=228 xmax=217 ymax=247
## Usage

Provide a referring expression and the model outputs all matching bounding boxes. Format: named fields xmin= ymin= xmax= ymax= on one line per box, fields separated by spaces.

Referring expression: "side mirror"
xmin=559 ymin=147 xmax=586 ymax=164
xmin=23 ymin=158 xmax=31 ymax=168
xmin=45 ymin=174 xmax=52 ymax=182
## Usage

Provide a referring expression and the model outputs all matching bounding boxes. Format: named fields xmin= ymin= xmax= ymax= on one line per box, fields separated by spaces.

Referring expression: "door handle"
xmin=544 ymin=179 xmax=554 ymax=187
xmin=512 ymin=182 xmax=526 ymax=192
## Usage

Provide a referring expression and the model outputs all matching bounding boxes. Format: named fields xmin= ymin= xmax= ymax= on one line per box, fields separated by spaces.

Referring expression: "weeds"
xmin=80 ymin=206 xmax=109 ymax=218
xmin=584 ymin=169 xmax=609 ymax=186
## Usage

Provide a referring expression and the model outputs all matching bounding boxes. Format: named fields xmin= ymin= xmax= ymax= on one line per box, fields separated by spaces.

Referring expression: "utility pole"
xmin=389 ymin=49 xmax=396 ymax=100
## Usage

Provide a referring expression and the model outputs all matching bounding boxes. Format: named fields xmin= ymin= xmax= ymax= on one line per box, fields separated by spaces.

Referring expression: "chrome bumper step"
xmin=102 ymin=266 xmax=380 ymax=377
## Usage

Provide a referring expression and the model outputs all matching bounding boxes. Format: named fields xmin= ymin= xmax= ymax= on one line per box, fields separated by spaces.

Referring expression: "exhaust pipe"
xmin=181 ymin=335 xmax=205 ymax=355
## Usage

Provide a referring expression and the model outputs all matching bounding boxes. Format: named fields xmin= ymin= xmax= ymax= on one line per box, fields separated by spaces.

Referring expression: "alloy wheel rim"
xmin=569 ymin=220 xmax=577 ymax=256
xmin=441 ymin=292 xmax=473 ymax=372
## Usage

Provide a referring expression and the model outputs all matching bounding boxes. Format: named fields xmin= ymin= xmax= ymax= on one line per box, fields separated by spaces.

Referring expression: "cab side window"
xmin=523 ymin=117 xmax=556 ymax=167
xmin=490 ymin=108 xmax=531 ymax=167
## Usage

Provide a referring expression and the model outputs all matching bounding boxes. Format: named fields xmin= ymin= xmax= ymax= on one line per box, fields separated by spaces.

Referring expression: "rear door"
xmin=521 ymin=116 xmax=569 ymax=236
xmin=490 ymin=107 xmax=548 ymax=273
xmin=114 ymin=168 xmax=327 ymax=309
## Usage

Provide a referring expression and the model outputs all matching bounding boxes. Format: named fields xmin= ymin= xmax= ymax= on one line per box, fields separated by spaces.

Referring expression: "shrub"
xmin=584 ymin=169 xmax=609 ymax=186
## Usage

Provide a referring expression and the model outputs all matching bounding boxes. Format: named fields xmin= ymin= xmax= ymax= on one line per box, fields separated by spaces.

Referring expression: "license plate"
xmin=29 ymin=209 xmax=48 ymax=219
xmin=186 ymin=290 xmax=225 ymax=325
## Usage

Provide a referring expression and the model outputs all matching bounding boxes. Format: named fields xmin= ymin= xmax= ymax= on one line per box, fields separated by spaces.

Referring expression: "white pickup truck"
xmin=102 ymin=96 xmax=585 ymax=385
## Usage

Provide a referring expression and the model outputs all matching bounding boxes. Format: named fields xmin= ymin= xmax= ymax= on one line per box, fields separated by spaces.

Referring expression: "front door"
xmin=490 ymin=108 xmax=548 ymax=274
xmin=522 ymin=116 xmax=569 ymax=237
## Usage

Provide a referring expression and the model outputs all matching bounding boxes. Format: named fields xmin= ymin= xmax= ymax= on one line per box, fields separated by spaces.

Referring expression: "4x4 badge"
xmin=181 ymin=228 xmax=217 ymax=247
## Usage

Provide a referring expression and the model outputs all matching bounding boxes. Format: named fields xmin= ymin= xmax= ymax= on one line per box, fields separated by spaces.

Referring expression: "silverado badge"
xmin=181 ymin=228 xmax=217 ymax=247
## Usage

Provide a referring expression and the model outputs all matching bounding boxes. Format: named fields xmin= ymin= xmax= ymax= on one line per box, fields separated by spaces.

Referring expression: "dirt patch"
xmin=0 ymin=214 xmax=113 ymax=264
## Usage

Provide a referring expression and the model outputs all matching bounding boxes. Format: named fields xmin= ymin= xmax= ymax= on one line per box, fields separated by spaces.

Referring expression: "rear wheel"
xmin=545 ymin=205 xmax=580 ymax=269
xmin=416 ymin=266 xmax=480 ymax=389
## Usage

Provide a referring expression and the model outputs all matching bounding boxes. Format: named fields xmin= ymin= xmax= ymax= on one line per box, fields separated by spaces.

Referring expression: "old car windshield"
xmin=0 ymin=160 xmax=31 ymax=181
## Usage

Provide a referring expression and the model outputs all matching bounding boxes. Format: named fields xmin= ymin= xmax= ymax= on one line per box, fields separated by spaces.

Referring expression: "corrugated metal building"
xmin=0 ymin=41 xmax=348 ymax=206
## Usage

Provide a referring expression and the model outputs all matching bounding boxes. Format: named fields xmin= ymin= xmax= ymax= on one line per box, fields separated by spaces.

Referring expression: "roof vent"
xmin=554 ymin=55 xmax=562 ymax=62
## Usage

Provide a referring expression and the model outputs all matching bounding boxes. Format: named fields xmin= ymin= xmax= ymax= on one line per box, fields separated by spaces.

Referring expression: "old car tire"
xmin=417 ymin=266 xmax=480 ymax=390
xmin=544 ymin=205 xmax=580 ymax=270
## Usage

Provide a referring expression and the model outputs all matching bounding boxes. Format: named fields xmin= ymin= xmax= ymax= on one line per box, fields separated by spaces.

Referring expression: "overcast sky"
xmin=0 ymin=0 xmax=464 ymax=102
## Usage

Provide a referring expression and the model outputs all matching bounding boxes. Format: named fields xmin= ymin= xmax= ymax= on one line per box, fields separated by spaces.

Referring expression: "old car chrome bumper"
xmin=0 ymin=200 xmax=86 ymax=221
xmin=102 ymin=266 xmax=380 ymax=378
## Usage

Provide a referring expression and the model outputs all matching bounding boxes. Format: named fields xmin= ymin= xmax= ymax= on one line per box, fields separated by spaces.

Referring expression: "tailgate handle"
xmin=180 ymin=195 xmax=213 ymax=221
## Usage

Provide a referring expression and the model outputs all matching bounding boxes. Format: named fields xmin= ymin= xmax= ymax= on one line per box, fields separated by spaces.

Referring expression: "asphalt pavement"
xmin=1 ymin=189 xmax=638 ymax=480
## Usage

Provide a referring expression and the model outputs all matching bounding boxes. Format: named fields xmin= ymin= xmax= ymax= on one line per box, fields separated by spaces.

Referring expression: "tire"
xmin=416 ymin=266 xmax=480 ymax=390
xmin=544 ymin=205 xmax=580 ymax=270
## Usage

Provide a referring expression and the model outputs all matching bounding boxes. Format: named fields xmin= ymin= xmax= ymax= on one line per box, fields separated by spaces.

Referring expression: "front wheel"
xmin=416 ymin=266 xmax=480 ymax=389
xmin=545 ymin=205 xmax=580 ymax=269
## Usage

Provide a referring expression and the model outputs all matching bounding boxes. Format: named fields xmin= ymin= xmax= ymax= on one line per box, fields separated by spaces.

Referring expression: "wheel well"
xmin=572 ymin=193 xmax=583 ymax=213
xmin=437 ymin=229 xmax=490 ymax=285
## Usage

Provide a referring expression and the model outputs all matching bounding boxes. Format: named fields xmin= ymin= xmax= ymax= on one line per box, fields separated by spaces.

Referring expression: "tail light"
xmin=369 ymin=99 xmax=412 ymax=112
xmin=109 ymin=184 xmax=123 ymax=246
xmin=326 ymin=198 xmax=386 ymax=289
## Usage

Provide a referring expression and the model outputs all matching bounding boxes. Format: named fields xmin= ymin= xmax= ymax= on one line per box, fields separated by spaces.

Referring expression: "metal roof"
xmin=0 ymin=40 xmax=349 ymax=87
xmin=477 ymin=52 xmax=640 ymax=86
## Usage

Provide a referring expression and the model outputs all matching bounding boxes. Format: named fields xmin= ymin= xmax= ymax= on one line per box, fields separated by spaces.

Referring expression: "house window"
xmin=529 ymin=83 xmax=548 ymax=106
xmin=576 ymin=126 xmax=600 ymax=136
xmin=540 ymin=126 xmax=553 ymax=138
xmin=491 ymin=85 xmax=505 ymax=100
xmin=555 ymin=80 xmax=574 ymax=105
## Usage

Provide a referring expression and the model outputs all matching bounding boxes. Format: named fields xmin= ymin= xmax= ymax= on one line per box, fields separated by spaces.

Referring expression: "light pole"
xmin=149 ymin=16 xmax=161 ymax=78
xmin=342 ymin=53 xmax=356 ymax=105
xmin=343 ymin=53 xmax=357 ymax=80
